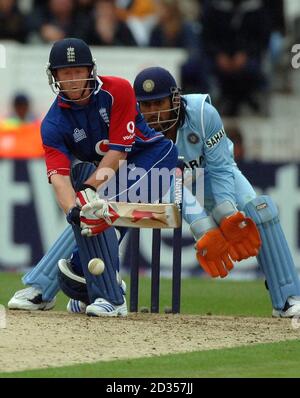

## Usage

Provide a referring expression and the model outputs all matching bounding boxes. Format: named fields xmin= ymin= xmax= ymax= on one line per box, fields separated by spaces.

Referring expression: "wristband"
xmin=66 ymin=206 xmax=81 ymax=226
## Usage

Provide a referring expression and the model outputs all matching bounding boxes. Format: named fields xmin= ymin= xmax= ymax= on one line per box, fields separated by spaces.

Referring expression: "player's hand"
xmin=195 ymin=228 xmax=238 ymax=278
xmin=219 ymin=212 xmax=261 ymax=261
xmin=66 ymin=204 xmax=108 ymax=236
xmin=75 ymin=185 xmax=111 ymax=236
xmin=80 ymin=219 xmax=110 ymax=237
xmin=75 ymin=184 xmax=99 ymax=208
xmin=80 ymin=199 xmax=112 ymax=237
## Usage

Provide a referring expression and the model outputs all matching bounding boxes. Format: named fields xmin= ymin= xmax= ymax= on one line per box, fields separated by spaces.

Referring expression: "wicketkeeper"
xmin=132 ymin=66 xmax=300 ymax=318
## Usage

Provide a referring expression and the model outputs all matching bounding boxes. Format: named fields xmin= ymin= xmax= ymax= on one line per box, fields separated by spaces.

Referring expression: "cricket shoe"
xmin=8 ymin=287 xmax=56 ymax=311
xmin=67 ymin=280 xmax=127 ymax=314
xmin=86 ymin=297 xmax=128 ymax=317
xmin=272 ymin=296 xmax=300 ymax=318
xmin=67 ymin=299 xmax=87 ymax=314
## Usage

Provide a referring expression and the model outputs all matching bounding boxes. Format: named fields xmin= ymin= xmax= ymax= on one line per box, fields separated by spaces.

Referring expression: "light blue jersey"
xmin=178 ymin=94 xmax=255 ymax=224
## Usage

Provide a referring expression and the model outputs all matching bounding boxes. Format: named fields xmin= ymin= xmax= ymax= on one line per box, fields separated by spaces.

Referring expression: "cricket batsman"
xmin=8 ymin=39 xmax=179 ymax=317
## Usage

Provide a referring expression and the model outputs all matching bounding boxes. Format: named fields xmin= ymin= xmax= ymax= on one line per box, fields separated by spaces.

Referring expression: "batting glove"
xmin=80 ymin=199 xmax=114 ymax=237
xmin=75 ymin=184 xmax=99 ymax=208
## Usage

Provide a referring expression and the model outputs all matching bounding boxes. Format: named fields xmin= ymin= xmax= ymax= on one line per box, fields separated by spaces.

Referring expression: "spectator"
xmin=8 ymin=93 xmax=37 ymax=124
xmin=0 ymin=92 xmax=42 ymax=159
xmin=116 ymin=0 xmax=157 ymax=46
xmin=116 ymin=0 xmax=156 ymax=18
xmin=149 ymin=0 xmax=208 ymax=92
xmin=87 ymin=0 xmax=137 ymax=46
xmin=264 ymin=0 xmax=286 ymax=66
xmin=39 ymin=0 xmax=78 ymax=42
xmin=0 ymin=0 xmax=28 ymax=43
xmin=76 ymin=0 xmax=94 ymax=13
xmin=178 ymin=0 xmax=204 ymax=22
xmin=73 ymin=0 xmax=94 ymax=42
xmin=26 ymin=1 xmax=46 ymax=41
xmin=149 ymin=0 xmax=199 ymax=48
xmin=202 ymin=0 xmax=271 ymax=116
xmin=33 ymin=0 xmax=48 ymax=9
xmin=264 ymin=0 xmax=291 ymax=93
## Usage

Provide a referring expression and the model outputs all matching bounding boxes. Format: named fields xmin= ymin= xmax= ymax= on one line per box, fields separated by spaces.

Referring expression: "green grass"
xmin=0 ymin=272 xmax=272 ymax=316
xmin=0 ymin=272 xmax=287 ymax=378
xmin=1 ymin=340 xmax=300 ymax=378
xmin=0 ymin=271 xmax=69 ymax=311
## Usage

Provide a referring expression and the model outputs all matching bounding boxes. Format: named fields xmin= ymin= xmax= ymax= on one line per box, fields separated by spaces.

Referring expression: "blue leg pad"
xmin=71 ymin=161 xmax=123 ymax=305
xmin=244 ymin=195 xmax=300 ymax=310
xmin=71 ymin=162 xmax=96 ymax=191
xmin=72 ymin=225 xmax=124 ymax=305
xmin=22 ymin=162 xmax=98 ymax=302
xmin=23 ymin=225 xmax=76 ymax=301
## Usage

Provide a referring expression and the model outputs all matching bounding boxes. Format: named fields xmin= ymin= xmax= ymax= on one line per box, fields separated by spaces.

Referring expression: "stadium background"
xmin=0 ymin=0 xmax=300 ymax=280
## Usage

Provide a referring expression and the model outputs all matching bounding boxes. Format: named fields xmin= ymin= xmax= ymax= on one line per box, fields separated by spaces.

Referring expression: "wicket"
xmin=129 ymin=161 xmax=183 ymax=314
xmin=129 ymin=225 xmax=182 ymax=314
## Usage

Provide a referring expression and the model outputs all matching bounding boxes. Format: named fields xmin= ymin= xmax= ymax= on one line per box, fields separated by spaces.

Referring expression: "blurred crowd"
xmin=0 ymin=0 xmax=296 ymax=118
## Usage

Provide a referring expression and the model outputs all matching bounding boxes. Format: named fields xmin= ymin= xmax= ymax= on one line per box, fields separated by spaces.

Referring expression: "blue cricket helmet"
xmin=48 ymin=37 xmax=94 ymax=70
xmin=134 ymin=66 xmax=178 ymax=101
xmin=46 ymin=38 xmax=100 ymax=102
xmin=133 ymin=67 xmax=181 ymax=133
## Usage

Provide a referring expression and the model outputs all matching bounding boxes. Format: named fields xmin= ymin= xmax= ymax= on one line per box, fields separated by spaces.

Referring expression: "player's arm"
xmin=203 ymin=103 xmax=261 ymax=261
xmin=43 ymin=143 xmax=80 ymax=225
xmin=41 ymin=121 xmax=82 ymax=227
xmin=203 ymin=102 xmax=236 ymax=205
xmin=81 ymin=78 xmax=136 ymax=194
xmin=50 ymin=174 xmax=76 ymax=213
xmin=84 ymin=149 xmax=127 ymax=189
xmin=191 ymin=103 xmax=261 ymax=277
xmin=77 ymin=77 xmax=137 ymax=234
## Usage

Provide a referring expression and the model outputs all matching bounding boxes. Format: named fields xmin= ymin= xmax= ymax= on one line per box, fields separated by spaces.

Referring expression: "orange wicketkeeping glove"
xmin=219 ymin=212 xmax=261 ymax=261
xmin=195 ymin=228 xmax=239 ymax=278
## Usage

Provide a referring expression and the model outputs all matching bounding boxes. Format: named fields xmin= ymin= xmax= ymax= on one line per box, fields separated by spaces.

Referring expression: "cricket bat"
xmin=95 ymin=202 xmax=181 ymax=229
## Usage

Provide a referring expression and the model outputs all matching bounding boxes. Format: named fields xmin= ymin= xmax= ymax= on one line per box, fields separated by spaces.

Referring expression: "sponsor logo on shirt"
xmin=123 ymin=133 xmax=135 ymax=141
xmin=95 ymin=139 xmax=110 ymax=156
xmin=73 ymin=128 xmax=87 ymax=143
xmin=184 ymin=156 xmax=205 ymax=169
xmin=205 ymin=128 xmax=226 ymax=149
xmin=99 ymin=107 xmax=110 ymax=126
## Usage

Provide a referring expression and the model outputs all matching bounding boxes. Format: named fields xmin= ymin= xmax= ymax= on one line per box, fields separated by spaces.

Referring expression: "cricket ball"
xmin=88 ymin=258 xmax=105 ymax=275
